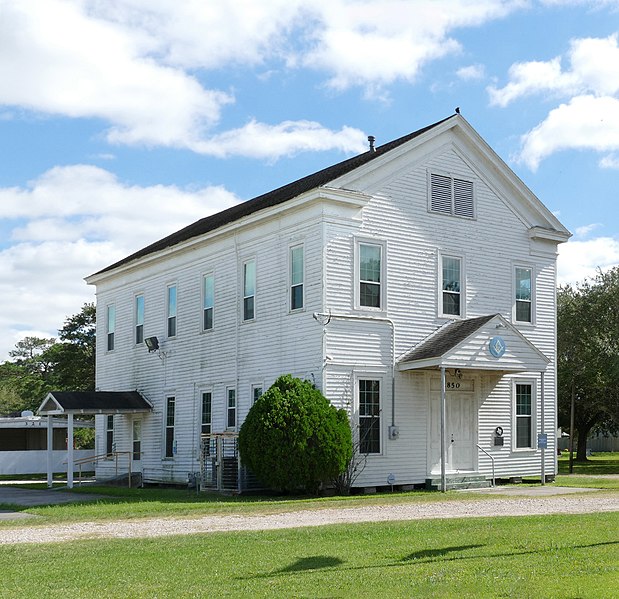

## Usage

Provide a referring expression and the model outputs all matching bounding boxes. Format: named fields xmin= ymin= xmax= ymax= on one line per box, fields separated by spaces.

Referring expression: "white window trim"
xmin=201 ymin=271 xmax=215 ymax=332
xmin=512 ymin=378 xmax=537 ymax=452
xmin=134 ymin=293 xmax=145 ymax=347
xmin=200 ymin=387 xmax=213 ymax=437
xmin=438 ymin=251 xmax=466 ymax=319
xmin=513 ymin=264 xmax=535 ymax=325
xmin=163 ymin=394 xmax=176 ymax=460
xmin=226 ymin=387 xmax=237 ymax=430
xmin=289 ymin=243 xmax=305 ymax=313
xmin=106 ymin=304 xmax=115 ymax=352
xmin=355 ymin=374 xmax=384 ymax=456
xmin=166 ymin=283 xmax=177 ymax=339
xmin=242 ymin=258 xmax=256 ymax=322
xmin=427 ymin=169 xmax=476 ymax=219
xmin=354 ymin=237 xmax=387 ymax=312
xmin=251 ymin=382 xmax=264 ymax=405
xmin=105 ymin=414 xmax=115 ymax=459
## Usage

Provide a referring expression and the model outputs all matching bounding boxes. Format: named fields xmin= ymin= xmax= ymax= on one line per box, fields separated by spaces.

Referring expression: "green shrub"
xmin=239 ymin=375 xmax=352 ymax=493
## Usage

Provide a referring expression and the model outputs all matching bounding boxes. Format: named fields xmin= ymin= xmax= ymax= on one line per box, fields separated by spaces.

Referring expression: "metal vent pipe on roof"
xmin=368 ymin=135 xmax=376 ymax=152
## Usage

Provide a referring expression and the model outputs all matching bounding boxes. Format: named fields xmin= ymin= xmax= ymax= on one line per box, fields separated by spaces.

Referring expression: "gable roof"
xmin=38 ymin=391 xmax=152 ymax=415
xmin=91 ymin=115 xmax=456 ymax=277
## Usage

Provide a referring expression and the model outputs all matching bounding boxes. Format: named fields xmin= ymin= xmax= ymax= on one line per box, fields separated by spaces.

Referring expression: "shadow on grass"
xmin=277 ymin=556 xmax=345 ymax=573
xmin=400 ymin=544 xmax=483 ymax=562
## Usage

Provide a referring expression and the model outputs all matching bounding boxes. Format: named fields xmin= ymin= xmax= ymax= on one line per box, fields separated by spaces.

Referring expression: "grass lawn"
xmin=557 ymin=451 xmax=619 ymax=475
xmin=1 ymin=512 xmax=617 ymax=598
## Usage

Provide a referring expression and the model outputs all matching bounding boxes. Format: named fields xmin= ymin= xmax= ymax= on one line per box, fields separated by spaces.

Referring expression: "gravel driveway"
xmin=1 ymin=493 xmax=617 ymax=546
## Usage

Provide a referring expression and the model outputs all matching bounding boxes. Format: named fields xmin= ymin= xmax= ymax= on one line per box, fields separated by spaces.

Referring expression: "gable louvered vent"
xmin=430 ymin=172 xmax=475 ymax=218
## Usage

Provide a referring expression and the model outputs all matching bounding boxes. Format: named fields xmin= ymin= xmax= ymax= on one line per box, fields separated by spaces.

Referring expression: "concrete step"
xmin=425 ymin=475 xmax=490 ymax=491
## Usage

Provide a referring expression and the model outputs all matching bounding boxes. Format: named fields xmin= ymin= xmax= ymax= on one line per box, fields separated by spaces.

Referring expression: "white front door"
xmin=429 ymin=378 xmax=476 ymax=474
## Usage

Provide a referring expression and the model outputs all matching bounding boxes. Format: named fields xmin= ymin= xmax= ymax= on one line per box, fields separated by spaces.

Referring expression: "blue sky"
xmin=1 ymin=0 xmax=619 ymax=360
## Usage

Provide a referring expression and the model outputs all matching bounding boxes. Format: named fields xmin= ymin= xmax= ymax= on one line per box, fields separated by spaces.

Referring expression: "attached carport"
xmin=37 ymin=391 xmax=152 ymax=488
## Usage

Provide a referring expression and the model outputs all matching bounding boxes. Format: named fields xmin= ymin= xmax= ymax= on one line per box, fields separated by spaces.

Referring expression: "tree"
xmin=557 ymin=267 xmax=619 ymax=461
xmin=238 ymin=375 xmax=352 ymax=494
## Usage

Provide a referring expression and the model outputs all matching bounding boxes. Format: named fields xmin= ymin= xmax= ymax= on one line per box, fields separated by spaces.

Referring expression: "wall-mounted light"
xmin=145 ymin=336 xmax=159 ymax=352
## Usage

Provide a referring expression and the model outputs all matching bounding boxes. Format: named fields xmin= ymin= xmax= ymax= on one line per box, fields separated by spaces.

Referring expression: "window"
xmin=243 ymin=260 xmax=255 ymax=321
xmin=135 ymin=294 xmax=144 ymax=345
xmin=252 ymin=384 xmax=263 ymax=405
xmin=441 ymin=255 xmax=462 ymax=317
xmin=106 ymin=305 xmax=115 ymax=351
xmin=105 ymin=415 xmax=114 ymax=456
xmin=167 ymin=285 xmax=177 ymax=337
xmin=515 ymin=383 xmax=533 ymax=449
xmin=290 ymin=245 xmax=304 ymax=311
xmin=203 ymin=273 xmax=214 ymax=330
xmin=227 ymin=388 xmax=236 ymax=429
xmin=132 ymin=420 xmax=141 ymax=461
xmin=165 ymin=396 xmax=175 ymax=458
xmin=515 ymin=267 xmax=533 ymax=323
xmin=201 ymin=391 xmax=212 ymax=435
xmin=359 ymin=243 xmax=382 ymax=308
xmin=429 ymin=172 xmax=474 ymax=218
xmin=359 ymin=379 xmax=381 ymax=454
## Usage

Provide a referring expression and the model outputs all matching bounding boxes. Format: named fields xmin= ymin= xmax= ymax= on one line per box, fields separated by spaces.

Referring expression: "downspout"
xmin=440 ymin=366 xmax=447 ymax=493
xmin=540 ymin=370 xmax=545 ymax=486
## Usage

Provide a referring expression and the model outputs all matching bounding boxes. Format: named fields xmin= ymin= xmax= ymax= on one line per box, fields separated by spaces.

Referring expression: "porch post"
xmin=67 ymin=413 xmax=74 ymax=489
xmin=440 ymin=366 xmax=447 ymax=493
xmin=540 ymin=370 xmax=545 ymax=486
xmin=47 ymin=415 xmax=54 ymax=488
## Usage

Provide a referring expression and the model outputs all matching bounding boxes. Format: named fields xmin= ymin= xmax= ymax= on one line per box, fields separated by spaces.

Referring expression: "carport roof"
xmin=38 ymin=391 xmax=152 ymax=415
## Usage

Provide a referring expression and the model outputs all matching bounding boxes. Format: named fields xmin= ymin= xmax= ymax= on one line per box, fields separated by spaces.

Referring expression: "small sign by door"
xmin=537 ymin=433 xmax=548 ymax=449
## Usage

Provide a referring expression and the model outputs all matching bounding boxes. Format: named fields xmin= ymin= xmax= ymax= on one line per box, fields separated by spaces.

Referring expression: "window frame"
xmin=200 ymin=390 xmax=212 ymax=436
xmin=251 ymin=383 xmax=263 ymax=405
xmin=106 ymin=304 xmax=115 ymax=352
xmin=427 ymin=170 xmax=476 ymax=219
xmin=167 ymin=284 xmax=177 ymax=338
xmin=164 ymin=395 xmax=176 ymax=458
xmin=439 ymin=253 xmax=465 ymax=318
xmin=202 ymin=272 xmax=214 ymax=331
xmin=105 ymin=415 xmax=114 ymax=458
xmin=135 ymin=294 xmax=145 ymax=346
xmin=355 ymin=238 xmax=386 ymax=311
xmin=132 ymin=419 xmax=141 ymax=461
xmin=226 ymin=387 xmax=237 ymax=430
xmin=356 ymin=377 xmax=383 ymax=455
xmin=289 ymin=243 xmax=304 ymax=312
xmin=514 ymin=265 xmax=534 ymax=325
xmin=513 ymin=379 xmax=536 ymax=451
xmin=242 ymin=259 xmax=256 ymax=322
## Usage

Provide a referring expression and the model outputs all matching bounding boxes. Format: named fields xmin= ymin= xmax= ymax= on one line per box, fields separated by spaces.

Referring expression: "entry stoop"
xmin=425 ymin=475 xmax=490 ymax=491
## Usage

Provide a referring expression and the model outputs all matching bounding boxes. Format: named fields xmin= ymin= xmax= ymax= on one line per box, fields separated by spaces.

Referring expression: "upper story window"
xmin=429 ymin=172 xmax=475 ymax=219
xmin=359 ymin=242 xmax=382 ymax=309
xmin=515 ymin=267 xmax=533 ymax=323
xmin=441 ymin=255 xmax=462 ymax=317
xmin=243 ymin=259 xmax=255 ymax=321
xmin=290 ymin=245 xmax=304 ymax=311
xmin=106 ymin=305 xmax=115 ymax=351
xmin=135 ymin=294 xmax=144 ymax=345
xmin=203 ymin=273 xmax=214 ymax=331
xmin=252 ymin=384 xmax=263 ymax=405
xmin=167 ymin=285 xmax=177 ymax=338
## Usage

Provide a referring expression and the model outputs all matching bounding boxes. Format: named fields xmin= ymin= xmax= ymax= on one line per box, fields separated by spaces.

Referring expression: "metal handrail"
xmin=476 ymin=444 xmax=495 ymax=487
xmin=72 ymin=451 xmax=136 ymax=487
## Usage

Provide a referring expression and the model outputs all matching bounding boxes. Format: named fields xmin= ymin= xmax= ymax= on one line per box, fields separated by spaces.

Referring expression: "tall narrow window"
xmin=203 ymin=273 xmax=214 ymax=330
xmin=105 ymin=415 xmax=114 ymax=456
xmin=135 ymin=295 xmax=144 ymax=345
xmin=227 ymin=388 xmax=236 ymax=429
xmin=167 ymin=285 xmax=177 ymax=337
xmin=290 ymin=245 xmax=304 ymax=311
xmin=252 ymin=384 xmax=263 ymax=405
xmin=132 ymin=420 xmax=141 ymax=461
xmin=359 ymin=243 xmax=381 ymax=308
xmin=442 ymin=256 xmax=462 ymax=316
xmin=359 ymin=379 xmax=380 ymax=454
xmin=515 ymin=383 xmax=533 ymax=448
xmin=243 ymin=260 xmax=255 ymax=321
xmin=106 ymin=305 xmax=115 ymax=351
xmin=165 ymin=396 xmax=175 ymax=458
xmin=201 ymin=391 xmax=212 ymax=435
xmin=515 ymin=267 xmax=532 ymax=323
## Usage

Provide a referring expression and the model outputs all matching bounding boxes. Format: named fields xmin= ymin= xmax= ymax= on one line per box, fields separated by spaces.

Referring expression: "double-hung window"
xmin=105 ymin=415 xmax=114 ymax=457
xmin=201 ymin=391 xmax=212 ymax=435
xmin=132 ymin=420 xmax=141 ymax=461
xmin=165 ymin=396 xmax=175 ymax=458
xmin=106 ymin=305 xmax=115 ymax=351
xmin=251 ymin=384 xmax=263 ymax=405
xmin=359 ymin=379 xmax=381 ymax=454
xmin=515 ymin=383 xmax=533 ymax=449
xmin=203 ymin=273 xmax=214 ymax=330
xmin=167 ymin=285 xmax=177 ymax=337
xmin=359 ymin=243 xmax=382 ymax=308
xmin=243 ymin=260 xmax=255 ymax=321
xmin=441 ymin=255 xmax=462 ymax=317
xmin=290 ymin=245 xmax=304 ymax=311
xmin=135 ymin=295 xmax=144 ymax=345
xmin=227 ymin=388 xmax=237 ymax=429
xmin=429 ymin=172 xmax=475 ymax=218
xmin=515 ymin=267 xmax=533 ymax=323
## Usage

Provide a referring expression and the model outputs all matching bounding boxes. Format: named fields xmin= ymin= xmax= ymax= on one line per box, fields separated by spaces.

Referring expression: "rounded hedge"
xmin=238 ymin=375 xmax=352 ymax=493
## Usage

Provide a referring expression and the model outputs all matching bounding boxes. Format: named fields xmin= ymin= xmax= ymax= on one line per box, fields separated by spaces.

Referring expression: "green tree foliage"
xmin=557 ymin=267 xmax=619 ymax=461
xmin=239 ymin=375 xmax=352 ymax=494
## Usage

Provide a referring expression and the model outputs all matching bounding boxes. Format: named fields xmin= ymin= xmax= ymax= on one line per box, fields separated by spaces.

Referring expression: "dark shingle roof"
xmin=41 ymin=391 xmax=152 ymax=414
xmin=399 ymin=314 xmax=497 ymax=364
xmin=93 ymin=115 xmax=456 ymax=277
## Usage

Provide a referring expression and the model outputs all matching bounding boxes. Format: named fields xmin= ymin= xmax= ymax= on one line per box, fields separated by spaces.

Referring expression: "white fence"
xmin=0 ymin=449 xmax=95 ymax=476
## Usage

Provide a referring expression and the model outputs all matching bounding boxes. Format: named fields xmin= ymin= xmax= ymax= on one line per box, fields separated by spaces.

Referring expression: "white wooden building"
xmin=85 ymin=114 xmax=570 ymax=490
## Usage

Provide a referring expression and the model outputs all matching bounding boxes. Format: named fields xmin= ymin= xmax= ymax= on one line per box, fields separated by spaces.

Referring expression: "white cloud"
xmin=600 ymin=153 xmax=619 ymax=168
xmin=457 ymin=64 xmax=486 ymax=81
xmin=557 ymin=236 xmax=619 ymax=285
xmin=0 ymin=166 xmax=240 ymax=360
xmin=574 ymin=223 xmax=601 ymax=237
